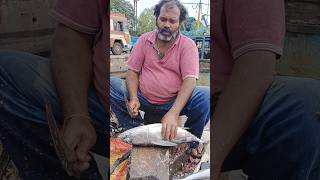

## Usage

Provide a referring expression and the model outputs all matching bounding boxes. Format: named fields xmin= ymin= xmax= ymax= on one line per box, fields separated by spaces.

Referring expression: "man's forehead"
xmin=159 ymin=3 xmax=180 ymax=18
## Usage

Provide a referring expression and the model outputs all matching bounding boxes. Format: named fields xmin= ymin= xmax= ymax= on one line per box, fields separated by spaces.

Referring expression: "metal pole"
xmin=135 ymin=0 xmax=137 ymax=33
xmin=197 ymin=0 xmax=202 ymax=30
xmin=201 ymin=37 xmax=205 ymax=60
xmin=134 ymin=0 xmax=136 ymax=34
xmin=134 ymin=0 xmax=139 ymax=34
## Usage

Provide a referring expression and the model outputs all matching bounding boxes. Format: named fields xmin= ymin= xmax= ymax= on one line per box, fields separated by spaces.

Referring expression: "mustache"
xmin=159 ymin=28 xmax=172 ymax=35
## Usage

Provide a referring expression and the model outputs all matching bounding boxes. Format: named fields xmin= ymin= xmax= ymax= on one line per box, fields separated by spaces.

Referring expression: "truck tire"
xmin=112 ymin=42 xmax=123 ymax=55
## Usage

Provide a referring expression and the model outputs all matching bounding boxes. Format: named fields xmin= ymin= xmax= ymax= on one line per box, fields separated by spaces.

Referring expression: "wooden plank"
xmin=0 ymin=0 xmax=55 ymax=53
xmin=286 ymin=1 xmax=320 ymax=34
xmin=130 ymin=146 xmax=170 ymax=180
xmin=276 ymin=32 xmax=320 ymax=79
xmin=110 ymin=54 xmax=129 ymax=77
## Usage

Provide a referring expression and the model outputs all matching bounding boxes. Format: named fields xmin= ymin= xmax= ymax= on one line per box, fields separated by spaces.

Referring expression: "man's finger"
xmin=172 ymin=126 xmax=177 ymax=140
xmin=165 ymin=125 xmax=171 ymax=140
xmin=128 ymin=104 xmax=138 ymax=118
xmin=162 ymin=123 xmax=166 ymax=138
xmin=129 ymin=101 xmax=134 ymax=107
xmin=129 ymin=102 xmax=135 ymax=111
xmin=133 ymin=105 xmax=139 ymax=113
xmin=73 ymin=161 xmax=90 ymax=173
xmin=61 ymin=130 xmax=80 ymax=150
xmin=170 ymin=126 xmax=176 ymax=141
xmin=58 ymin=130 xmax=78 ymax=163
xmin=76 ymin=136 xmax=95 ymax=162
xmin=70 ymin=138 xmax=81 ymax=150
xmin=76 ymin=150 xmax=89 ymax=163
xmin=175 ymin=126 xmax=178 ymax=139
xmin=65 ymin=149 xmax=78 ymax=164
xmin=133 ymin=103 xmax=139 ymax=113
xmin=76 ymin=151 xmax=91 ymax=162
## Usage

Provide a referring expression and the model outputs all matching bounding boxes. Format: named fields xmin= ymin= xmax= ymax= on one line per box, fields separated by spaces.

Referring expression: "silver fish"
xmin=118 ymin=123 xmax=202 ymax=146
xmin=174 ymin=169 xmax=210 ymax=180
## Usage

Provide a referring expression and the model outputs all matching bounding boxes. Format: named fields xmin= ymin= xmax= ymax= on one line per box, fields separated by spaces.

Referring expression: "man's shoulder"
xmin=138 ymin=31 xmax=156 ymax=42
xmin=179 ymin=34 xmax=196 ymax=48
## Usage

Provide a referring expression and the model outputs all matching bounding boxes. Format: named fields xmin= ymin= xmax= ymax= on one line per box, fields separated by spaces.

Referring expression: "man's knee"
xmin=0 ymin=50 xmax=31 ymax=86
xmin=0 ymin=50 xmax=48 ymax=76
xmin=193 ymin=86 xmax=210 ymax=106
xmin=110 ymin=76 xmax=122 ymax=85
xmin=280 ymin=122 xmax=320 ymax=178
xmin=110 ymin=77 xmax=125 ymax=99
xmin=188 ymin=86 xmax=210 ymax=119
xmin=273 ymin=76 xmax=320 ymax=105
xmin=244 ymin=119 xmax=320 ymax=179
xmin=110 ymin=76 xmax=124 ymax=88
xmin=298 ymin=118 xmax=320 ymax=151
xmin=0 ymin=50 xmax=21 ymax=66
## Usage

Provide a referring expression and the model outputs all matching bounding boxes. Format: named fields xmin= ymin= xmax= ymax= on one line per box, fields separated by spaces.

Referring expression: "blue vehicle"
xmin=130 ymin=36 xmax=139 ymax=52
xmin=190 ymin=36 xmax=210 ymax=61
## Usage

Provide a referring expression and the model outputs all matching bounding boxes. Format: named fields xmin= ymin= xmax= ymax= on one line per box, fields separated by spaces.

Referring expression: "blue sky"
xmin=129 ymin=0 xmax=210 ymax=25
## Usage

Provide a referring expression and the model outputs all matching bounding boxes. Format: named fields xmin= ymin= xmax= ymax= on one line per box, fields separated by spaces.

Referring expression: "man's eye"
xmin=160 ymin=18 xmax=167 ymax=22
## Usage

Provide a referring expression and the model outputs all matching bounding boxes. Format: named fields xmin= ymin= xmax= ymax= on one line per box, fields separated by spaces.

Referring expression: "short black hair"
xmin=154 ymin=0 xmax=188 ymax=22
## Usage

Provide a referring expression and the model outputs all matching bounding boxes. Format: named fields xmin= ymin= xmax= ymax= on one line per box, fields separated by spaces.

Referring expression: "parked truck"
xmin=110 ymin=12 xmax=132 ymax=55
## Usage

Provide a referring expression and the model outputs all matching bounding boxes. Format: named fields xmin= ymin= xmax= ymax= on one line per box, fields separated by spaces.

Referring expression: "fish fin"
xmin=152 ymin=140 xmax=177 ymax=147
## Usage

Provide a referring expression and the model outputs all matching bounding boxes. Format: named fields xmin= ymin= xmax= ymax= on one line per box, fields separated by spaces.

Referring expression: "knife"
xmin=46 ymin=104 xmax=80 ymax=178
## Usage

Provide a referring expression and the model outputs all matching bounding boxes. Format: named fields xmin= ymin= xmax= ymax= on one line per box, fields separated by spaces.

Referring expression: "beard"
xmin=156 ymin=26 xmax=179 ymax=42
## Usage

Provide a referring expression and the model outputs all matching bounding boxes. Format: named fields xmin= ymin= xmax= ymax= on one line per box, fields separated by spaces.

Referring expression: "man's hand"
xmin=128 ymin=98 xmax=140 ymax=117
xmin=126 ymin=70 xmax=140 ymax=118
xmin=60 ymin=116 xmax=96 ymax=174
xmin=161 ymin=111 xmax=179 ymax=140
xmin=160 ymin=78 xmax=196 ymax=141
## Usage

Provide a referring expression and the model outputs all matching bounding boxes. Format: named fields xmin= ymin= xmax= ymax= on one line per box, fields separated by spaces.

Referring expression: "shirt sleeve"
xmin=51 ymin=0 xmax=101 ymax=35
xmin=225 ymin=0 xmax=285 ymax=60
xmin=180 ymin=39 xmax=199 ymax=80
xmin=127 ymin=36 xmax=146 ymax=73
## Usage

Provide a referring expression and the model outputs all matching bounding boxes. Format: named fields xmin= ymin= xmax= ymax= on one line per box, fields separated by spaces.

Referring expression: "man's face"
xmin=156 ymin=4 xmax=180 ymax=42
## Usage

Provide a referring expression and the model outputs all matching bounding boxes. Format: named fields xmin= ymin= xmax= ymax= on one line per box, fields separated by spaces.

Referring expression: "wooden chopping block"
xmin=130 ymin=146 xmax=170 ymax=180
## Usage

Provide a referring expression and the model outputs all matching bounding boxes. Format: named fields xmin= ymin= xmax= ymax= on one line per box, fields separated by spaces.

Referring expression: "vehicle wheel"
xmin=112 ymin=42 xmax=123 ymax=55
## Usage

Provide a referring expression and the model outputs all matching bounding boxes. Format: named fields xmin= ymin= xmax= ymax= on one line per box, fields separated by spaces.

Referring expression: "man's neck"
xmin=156 ymin=35 xmax=177 ymax=49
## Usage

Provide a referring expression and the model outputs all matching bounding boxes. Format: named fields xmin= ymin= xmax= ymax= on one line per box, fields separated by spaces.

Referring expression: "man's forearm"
xmin=170 ymin=77 xmax=196 ymax=115
xmin=212 ymin=51 xmax=276 ymax=166
xmin=51 ymin=23 xmax=94 ymax=117
xmin=126 ymin=70 xmax=139 ymax=99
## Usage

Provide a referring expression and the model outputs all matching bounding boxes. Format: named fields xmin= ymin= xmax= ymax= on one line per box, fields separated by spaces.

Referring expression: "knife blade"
xmin=46 ymin=104 xmax=80 ymax=178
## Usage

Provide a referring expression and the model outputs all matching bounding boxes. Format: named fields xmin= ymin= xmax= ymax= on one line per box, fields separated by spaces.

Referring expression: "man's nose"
xmin=164 ymin=21 xmax=170 ymax=28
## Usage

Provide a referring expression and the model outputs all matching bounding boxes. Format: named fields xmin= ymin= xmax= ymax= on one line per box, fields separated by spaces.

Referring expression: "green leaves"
xmin=137 ymin=8 xmax=156 ymax=36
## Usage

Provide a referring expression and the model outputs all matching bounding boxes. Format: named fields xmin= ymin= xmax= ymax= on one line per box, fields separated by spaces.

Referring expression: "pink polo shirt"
xmin=51 ymin=0 xmax=108 ymax=111
xmin=128 ymin=31 xmax=199 ymax=104
xmin=212 ymin=0 xmax=285 ymax=103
